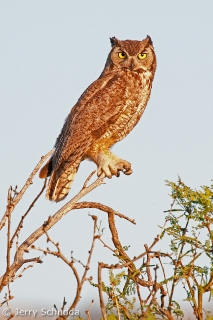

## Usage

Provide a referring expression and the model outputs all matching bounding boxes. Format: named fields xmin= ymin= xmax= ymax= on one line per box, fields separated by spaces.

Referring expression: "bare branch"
xmin=10 ymin=178 xmax=47 ymax=247
xmin=82 ymin=170 xmax=96 ymax=189
xmin=0 ymin=150 xmax=53 ymax=231
xmin=6 ymin=205 xmax=11 ymax=274
xmin=0 ymin=171 xmax=105 ymax=291
xmin=98 ymin=262 xmax=107 ymax=320
xmin=55 ymin=215 xmax=98 ymax=320
xmin=96 ymin=236 xmax=116 ymax=253
xmin=73 ymin=201 xmax=136 ymax=224
xmin=85 ymin=300 xmax=94 ymax=320
xmin=144 ymin=244 xmax=152 ymax=282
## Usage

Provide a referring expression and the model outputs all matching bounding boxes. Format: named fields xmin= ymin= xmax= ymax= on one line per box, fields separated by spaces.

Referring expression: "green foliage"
xmin=123 ymin=245 xmax=131 ymax=251
xmin=144 ymin=311 xmax=157 ymax=320
xmin=163 ymin=179 xmax=213 ymax=287
xmin=101 ymin=270 xmax=140 ymax=319
xmin=106 ymin=314 xmax=117 ymax=320
xmin=171 ymin=301 xmax=184 ymax=318
xmin=162 ymin=179 xmax=213 ymax=317
xmin=100 ymin=314 xmax=117 ymax=320
xmin=93 ymin=178 xmax=213 ymax=319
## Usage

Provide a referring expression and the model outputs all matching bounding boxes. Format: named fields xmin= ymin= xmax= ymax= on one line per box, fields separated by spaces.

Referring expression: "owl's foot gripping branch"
xmin=86 ymin=148 xmax=133 ymax=178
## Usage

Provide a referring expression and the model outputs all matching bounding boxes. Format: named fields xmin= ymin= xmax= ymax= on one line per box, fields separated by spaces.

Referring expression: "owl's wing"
xmin=52 ymin=70 xmax=139 ymax=172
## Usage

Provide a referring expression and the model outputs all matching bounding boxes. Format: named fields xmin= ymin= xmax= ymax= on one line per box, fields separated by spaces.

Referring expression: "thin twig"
xmin=168 ymin=218 xmax=190 ymax=312
xmin=98 ymin=262 xmax=107 ymax=320
xmin=85 ymin=300 xmax=94 ymax=320
xmin=0 ymin=150 xmax=53 ymax=231
xmin=10 ymin=178 xmax=47 ymax=247
xmin=96 ymin=237 xmax=116 ymax=252
xmin=82 ymin=170 xmax=96 ymax=189
xmin=157 ymin=254 xmax=169 ymax=298
xmin=6 ymin=206 xmax=11 ymax=273
xmin=144 ymin=244 xmax=152 ymax=282
xmin=112 ymin=282 xmax=121 ymax=320
xmin=136 ymin=283 xmax=143 ymax=314
xmin=71 ymin=252 xmax=86 ymax=268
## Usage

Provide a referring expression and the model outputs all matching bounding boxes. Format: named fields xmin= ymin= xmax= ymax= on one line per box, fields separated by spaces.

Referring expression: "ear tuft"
xmin=110 ymin=37 xmax=119 ymax=47
xmin=146 ymin=35 xmax=153 ymax=46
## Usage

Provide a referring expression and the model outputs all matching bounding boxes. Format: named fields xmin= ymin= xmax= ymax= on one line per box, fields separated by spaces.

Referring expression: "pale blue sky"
xmin=0 ymin=1 xmax=213 ymax=319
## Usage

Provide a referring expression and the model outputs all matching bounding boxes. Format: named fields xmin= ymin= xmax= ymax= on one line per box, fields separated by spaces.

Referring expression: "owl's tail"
xmin=39 ymin=158 xmax=80 ymax=202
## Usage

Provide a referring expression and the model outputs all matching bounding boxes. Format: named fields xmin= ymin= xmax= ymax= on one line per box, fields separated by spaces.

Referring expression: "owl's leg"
xmin=86 ymin=146 xmax=132 ymax=178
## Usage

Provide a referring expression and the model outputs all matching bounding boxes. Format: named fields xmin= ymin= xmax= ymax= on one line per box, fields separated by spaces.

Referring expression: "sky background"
xmin=0 ymin=1 xmax=213 ymax=319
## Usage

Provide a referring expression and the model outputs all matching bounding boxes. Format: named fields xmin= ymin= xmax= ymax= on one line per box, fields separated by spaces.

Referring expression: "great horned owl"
xmin=40 ymin=36 xmax=157 ymax=202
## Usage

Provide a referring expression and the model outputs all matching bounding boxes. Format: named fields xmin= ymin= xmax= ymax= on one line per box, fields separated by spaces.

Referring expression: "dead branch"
xmin=85 ymin=300 xmax=94 ymax=320
xmin=0 ymin=171 xmax=105 ymax=292
xmin=96 ymin=236 xmax=116 ymax=253
xmin=98 ymin=262 xmax=107 ymax=320
xmin=73 ymin=201 xmax=136 ymax=224
xmin=0 ymin=150 xmax=53 ymax=230
xmin=10 ymin=178 xmax=47 ymax=248
xmin=54 ymin=214 xmax=98 ymax=320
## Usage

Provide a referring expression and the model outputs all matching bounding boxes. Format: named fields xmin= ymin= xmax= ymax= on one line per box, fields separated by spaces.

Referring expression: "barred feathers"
xmin=40 ymin=159 xmax=80 ymax=202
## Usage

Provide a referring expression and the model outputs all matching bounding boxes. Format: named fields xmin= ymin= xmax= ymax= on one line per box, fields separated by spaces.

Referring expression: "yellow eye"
xmin=138 ymin=53 xmax=147 ymax=60
xmin=118 ymin=52 xmax=126 ymax=59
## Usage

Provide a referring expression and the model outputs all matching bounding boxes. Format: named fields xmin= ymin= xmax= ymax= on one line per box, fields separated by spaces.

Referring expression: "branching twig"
xmin=73 ymin=201 xmax=136 ymax=224
xmin=56 ymin=214 xmax=99 ymax=320
xmin=0 ymin=170 xmax=105 ymax=292
xmin=0 ymin=150 xmax=53 ymax=230
xmin=10 ymin=178 xmax=47 ymax=247
xmin=82 ymin=170 xmax=96 ymax=189
xmin=85 ymin=300 xmax=94 ymax=320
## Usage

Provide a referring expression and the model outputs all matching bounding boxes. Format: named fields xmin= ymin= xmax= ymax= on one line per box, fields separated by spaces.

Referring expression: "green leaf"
xmin=100 ymin=314 xmax=117 ymax=320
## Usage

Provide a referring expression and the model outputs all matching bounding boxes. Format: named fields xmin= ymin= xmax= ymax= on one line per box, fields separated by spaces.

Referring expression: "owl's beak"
xmin=129 ymin=59 xmax=135 ymax=71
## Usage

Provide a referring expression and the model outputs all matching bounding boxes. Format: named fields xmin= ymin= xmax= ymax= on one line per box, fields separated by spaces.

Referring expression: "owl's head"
xmin=104 ymin=36 xmax=156 ymax=74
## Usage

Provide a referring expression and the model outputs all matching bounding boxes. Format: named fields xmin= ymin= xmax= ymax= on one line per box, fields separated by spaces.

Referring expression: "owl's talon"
xmin=123 ymin=168 xmax=133 ymax=175
xmin=116 ymin=170 xmax=120 ymax=177
xmin=96 ymin=155 xmax=132 ymax=179
xmin=122 ymin=162 xmax=132 ymax=175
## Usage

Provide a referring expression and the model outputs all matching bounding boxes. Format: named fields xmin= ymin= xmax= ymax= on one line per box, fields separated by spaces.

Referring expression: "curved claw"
xmin=123 ymin=168 xmax=133 ymax=175
xmin=116 ymin=170 xmax=120 ymax=177
xmin=96 ymin=155 xmax=132 ymax=179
